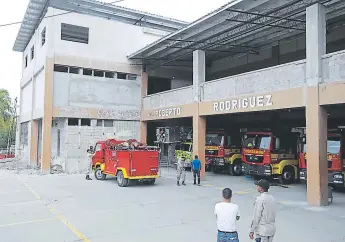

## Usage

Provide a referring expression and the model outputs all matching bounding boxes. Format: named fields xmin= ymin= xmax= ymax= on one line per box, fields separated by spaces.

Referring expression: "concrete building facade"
xmin=129 ymin=0 xmax=345 ymax=207
xmin=14 ymin=0 xmax=187 ymax=174
xmin=14 ymin=0 xmax=345 ymax=206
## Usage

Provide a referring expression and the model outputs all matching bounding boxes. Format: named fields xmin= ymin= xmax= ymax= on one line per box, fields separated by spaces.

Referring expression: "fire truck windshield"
xmin=206 ymin=133 xmax=223 ymax=146
xmin=303 ymin=137 xmax=340 ymax=154
xmin=244 ymin=134 xmax=271 ymax=150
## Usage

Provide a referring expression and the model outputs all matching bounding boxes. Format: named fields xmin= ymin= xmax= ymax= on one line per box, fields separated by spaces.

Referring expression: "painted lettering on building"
xmin=149 ymin=107 xmax=181 ymax=118
xmin=213 ymin=95 xmax=273 ymax=112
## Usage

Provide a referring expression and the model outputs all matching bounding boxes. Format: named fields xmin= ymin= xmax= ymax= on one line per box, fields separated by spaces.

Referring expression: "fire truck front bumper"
xmin=242 ymin=163 xmax=272 ymax=176
xmin=329 ymin=172 xmax=345 ymax=187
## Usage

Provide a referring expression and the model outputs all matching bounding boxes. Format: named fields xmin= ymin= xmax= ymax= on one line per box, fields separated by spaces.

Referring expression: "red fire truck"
xmin=90 ymin=139 xmax=160 ymax=187
xmin=206 ymin=129 xmax=242 ymax=175
xmin=242 ymin=129 xmax=301 ymax=184
xmin=299 ymin=132 xmax=345 ymax=188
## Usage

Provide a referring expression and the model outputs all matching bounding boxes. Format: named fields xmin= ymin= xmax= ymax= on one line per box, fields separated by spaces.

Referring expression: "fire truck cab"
xmin=299 ymin=132 xmax=345 ymax=188
xmin=242 ymin=129 xmax=301 ymax=184
xmin=90 ymin=139 xmax=160 ymax=187
xmin=206 ymin=130 xmax=242 ymax=175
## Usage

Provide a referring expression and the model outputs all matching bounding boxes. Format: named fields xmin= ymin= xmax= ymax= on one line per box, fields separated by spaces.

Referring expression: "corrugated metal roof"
xmin=127 ymin=0 xmax=345 ymax=72
xmin=13 ymin=0 xmax=188 ymax=52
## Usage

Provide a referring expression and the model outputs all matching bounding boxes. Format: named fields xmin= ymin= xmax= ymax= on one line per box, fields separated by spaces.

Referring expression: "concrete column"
xmin=29 ymin=120 xmax=38 ymax=167
xmin=305 ymin=3 xmax=328 ymax=206
xmin=140 ymin=68 xmax=148 ymax=144
xmin=193 ymin=115 xmax=206 ymax=179
xmin=193 ymin=50 xmax=205 ymax=101
xmin=140 ymin=121 xmax=147 ymax=144
xmin=41 ymin=58 xmax=54 ymax=174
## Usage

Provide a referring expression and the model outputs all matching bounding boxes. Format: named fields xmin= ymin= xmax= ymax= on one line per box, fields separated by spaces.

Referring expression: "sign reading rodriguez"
xmin=149 ymin=107 xmax=181 ymax=118
xmin=213 ymin=95 xmax=273 ymax=112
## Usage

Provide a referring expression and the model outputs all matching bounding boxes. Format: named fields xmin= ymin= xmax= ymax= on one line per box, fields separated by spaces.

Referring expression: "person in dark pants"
xmin=191 ymin=155 xmax=201 ymax=185
xmin=214 ymin=188 xmax=240 ymax=242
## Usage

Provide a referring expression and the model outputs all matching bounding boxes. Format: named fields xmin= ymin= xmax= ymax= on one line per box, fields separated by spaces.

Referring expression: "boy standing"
xmin=191 ymin=155 xmax=201 ymax=185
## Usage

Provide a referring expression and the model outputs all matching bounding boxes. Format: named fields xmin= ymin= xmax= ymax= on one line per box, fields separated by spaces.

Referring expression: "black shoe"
xmin=177 ymin=181 xmax=180 ymax=186
xmin=182 ymin=182 xmax=186 ymax=186
xmin=193 ymin=183 xmax=196 ymax=185
xmin=86 ymin=175 xmax=92 ymax=180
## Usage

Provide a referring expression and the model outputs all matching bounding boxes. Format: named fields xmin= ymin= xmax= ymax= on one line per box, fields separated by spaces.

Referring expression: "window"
xmin=24 ymin=55 xmax=28 ymax=68
xmin=105 ymin=71 xmax=115 ymax=78
xmin=94 ymin=70 xmax=104 ymax=77
xmin=61 ymin=23 xmax=89 ymax=44
xmin=69 ymin=66 xmax=80 ymax=74
xmin=41 ymin=27 xmax=46 ymax=46
xmin=104 ymin=120 xmax=113 ymax=127
xmin=81 ymin=119 xmax=91 ymax=126
xmin=31 ymin=46 xmax=35 ymax=60
xmin=96 ymin=120 xmax=103 ymax=127
xmin=83 ymin=68 xmax=92 ymax=76
xmin=95 ymin=144 xmax=101 ymax=152
xmin=117 ymin=72 xmax=127 ymax=79
xmin=54 ymin=65 xmax=69 ymax=73
xmin=128 ymin=74 xmax=137 ymax=80
xmin=68 ymin=118 xmax=79 ymax=126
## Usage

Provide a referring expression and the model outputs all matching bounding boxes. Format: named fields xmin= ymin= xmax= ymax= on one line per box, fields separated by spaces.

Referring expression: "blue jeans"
xmin=217 ymin=231 xmax=239 ymax=242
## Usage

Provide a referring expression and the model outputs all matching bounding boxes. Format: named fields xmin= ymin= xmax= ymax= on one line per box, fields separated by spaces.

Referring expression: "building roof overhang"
xmin=128 ymin=0 xmax=345 ymax=71
xmin=13 ymin=0 xmax=188 ymax=52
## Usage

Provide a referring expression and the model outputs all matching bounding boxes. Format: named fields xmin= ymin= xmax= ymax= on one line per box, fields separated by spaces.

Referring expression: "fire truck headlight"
xmin=334 ymin=174 xmax=343 ymax=179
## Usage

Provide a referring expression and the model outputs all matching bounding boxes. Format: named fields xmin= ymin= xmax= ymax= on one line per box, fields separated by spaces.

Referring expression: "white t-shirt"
xmin=214 ymin=202 xmax=240 ymax=232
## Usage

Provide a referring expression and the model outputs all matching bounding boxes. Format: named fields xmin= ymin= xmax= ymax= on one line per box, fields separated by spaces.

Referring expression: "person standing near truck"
xmin=177 ymin=156 xmax=186 ymax=186
xmin=191 ymin=155 xmax=201 ymax=185
xmin=86 ymin=146 xmax=94 ymax=180
xmin=249 ymin=179 xmax=276 ymax=242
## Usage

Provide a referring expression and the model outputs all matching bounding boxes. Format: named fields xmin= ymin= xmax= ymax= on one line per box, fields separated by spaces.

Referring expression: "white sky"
xmin=0 ymin=0 xmax=230 ymax=101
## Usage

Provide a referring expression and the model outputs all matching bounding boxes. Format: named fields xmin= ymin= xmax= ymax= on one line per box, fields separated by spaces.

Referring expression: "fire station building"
xmin=15 ymin=0 xmax=345 ymax=207
xmin=130 ymin=0 xmax=345 ymax=207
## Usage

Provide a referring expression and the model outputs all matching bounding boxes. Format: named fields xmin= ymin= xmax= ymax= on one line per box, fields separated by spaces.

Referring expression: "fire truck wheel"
xmin=94 ymin=167 xmax=106 ymax=180
xmin=213 ymin=167 xmax=221 ymax=174
xmin=279 ymin=166 xmax=295 ymax=185
xmin=148 ymin=179 xmax=156 ymax=185
xmin=231 ymin=160 xmax=242 ymax=176
xmin=117 ymin=171 xmax=129 ymax=187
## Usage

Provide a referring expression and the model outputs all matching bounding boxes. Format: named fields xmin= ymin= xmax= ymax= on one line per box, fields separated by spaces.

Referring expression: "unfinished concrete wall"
xmin=53 ymin=72 xmax=140 ymax=120
xmin=19 ymin=122 xmax=29 ymax=162
xmin=322 ymin=50 xmax=345 ymax=83
xmin=143 ymin=86 xmax=194 ymax=109
xmin=51 ymin=118 xmax=139 ymax=173
xmin=203 ymin=59 xmax=306 ymax=101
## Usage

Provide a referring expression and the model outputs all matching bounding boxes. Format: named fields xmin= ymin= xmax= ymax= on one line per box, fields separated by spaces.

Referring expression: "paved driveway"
xmin=0 ymin=167 xmax=344 ymax=242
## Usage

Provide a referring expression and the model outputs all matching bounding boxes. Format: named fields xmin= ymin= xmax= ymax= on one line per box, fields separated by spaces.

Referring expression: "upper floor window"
xmin=41 ymin=27 xmax=46 ymax=46
xmin=30 ymin=46 xmax=35 ymax=60
xmin=24 ymin=55 xmax=28 ymax=68
xmin=61 ymin=23 xmax=89 ymax=44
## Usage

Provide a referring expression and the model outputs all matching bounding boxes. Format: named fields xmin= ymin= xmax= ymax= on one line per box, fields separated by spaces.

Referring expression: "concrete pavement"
xmin=0 ymin=167 xmax=344 ymax=241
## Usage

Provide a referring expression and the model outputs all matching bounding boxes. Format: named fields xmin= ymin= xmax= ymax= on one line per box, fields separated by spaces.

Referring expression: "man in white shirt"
xmin=249 ymin=179 xmax=276 ymax=242
xmin=214 ymin=188 xmax=240 ymax=242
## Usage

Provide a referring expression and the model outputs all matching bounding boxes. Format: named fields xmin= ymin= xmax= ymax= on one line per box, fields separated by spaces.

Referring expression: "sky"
xmin=0 ymin=0 xmax=230 ymax=102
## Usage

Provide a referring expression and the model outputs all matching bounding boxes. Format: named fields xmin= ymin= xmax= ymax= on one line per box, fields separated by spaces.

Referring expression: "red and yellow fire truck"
xmin=206 ymin=130 xmax=242 ymax=175
xmin=90 ymin=139 xmax=160 ymax=187
xmin=299 ymin=132 xmax=345 ymax=188
xmin=242 ymin=129 xmax=301 ymax=184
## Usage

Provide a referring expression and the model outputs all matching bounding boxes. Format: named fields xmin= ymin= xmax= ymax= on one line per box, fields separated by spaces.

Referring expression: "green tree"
xmin=0 ymin=89 xmax=14 ymax=149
